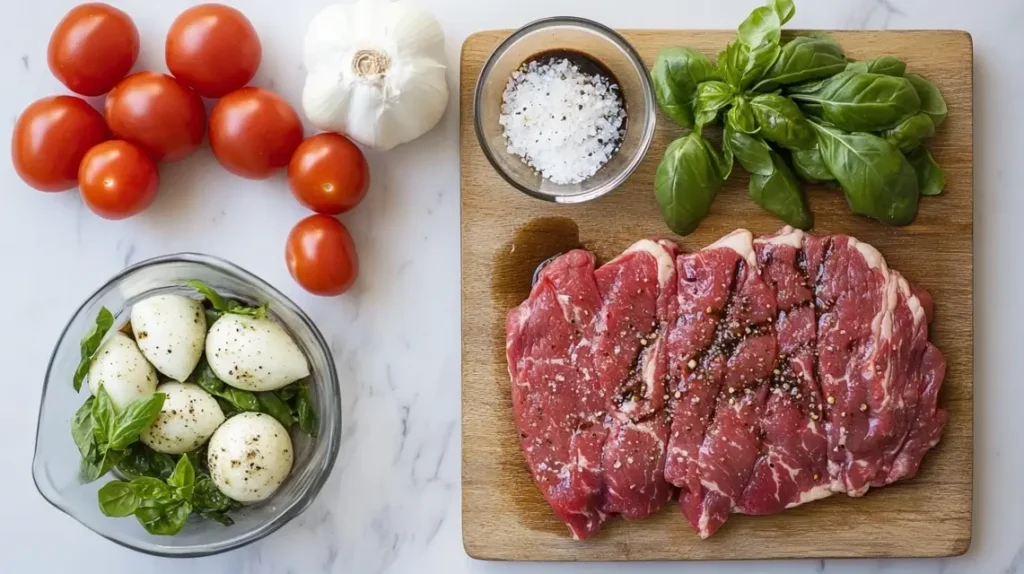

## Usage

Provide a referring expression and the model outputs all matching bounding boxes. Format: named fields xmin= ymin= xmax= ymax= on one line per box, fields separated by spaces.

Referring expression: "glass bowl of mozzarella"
xmin=31 ymin=253 xmax=341 ymax=557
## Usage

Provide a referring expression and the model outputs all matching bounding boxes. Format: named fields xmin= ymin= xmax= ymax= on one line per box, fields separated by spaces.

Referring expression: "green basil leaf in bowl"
xmin=98 ymin=481 xmax=140 ymax=517
xmin=73 ymin=307 xmax=114 ymax=392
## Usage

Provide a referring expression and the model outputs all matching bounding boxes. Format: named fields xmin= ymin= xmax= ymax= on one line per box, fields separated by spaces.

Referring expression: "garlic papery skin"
xmin=302 ymin=0 xmax=449 ymax=151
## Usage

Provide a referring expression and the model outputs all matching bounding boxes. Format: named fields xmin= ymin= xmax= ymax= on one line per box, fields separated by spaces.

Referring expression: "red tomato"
xmin=78 ymin=140 xmax=159 ymax=220
xmin=285 ymin=215 xmax=358 ymax=296
xmin=288 ymin=134 xmax=370 ymax=215
xmin=209 ymin=87 xmax=303 ymax=179
xmin=166 ymin=4 xmax=262 ymax=98
xmin=48 ymin=3 xmax=139 ymax=96
xmin=104 ymin=72 xmax=206 ymax=162
xmin=11 ymin=96 xmax=108 ymax=192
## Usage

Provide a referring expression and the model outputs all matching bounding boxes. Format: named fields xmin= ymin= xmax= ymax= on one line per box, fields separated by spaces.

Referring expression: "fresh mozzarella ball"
xmin=205 ymin=314 xmax=310 ymax=392
xmin=140 ymin=382 xmax=225 ymax=454
xmin=131 ymin=294 xmax=206 ymax=382
xmin=207 ymin=412 xmax=294 ymax=503
xmin=88 ymin=332 xmax=158 ymax=411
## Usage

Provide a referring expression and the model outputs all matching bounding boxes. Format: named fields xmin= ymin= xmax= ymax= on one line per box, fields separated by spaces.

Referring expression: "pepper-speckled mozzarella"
xmin=140 ymin=382 xmax=225 ymax=454
xmin=88 ymin=332 xmax=158 ymax=411
xmin=205 ymin=314 xmax=310 ymax=392
xmin=131 ymin=294 xmax=206 ymax=382
xmin=207 ymin=412 xmax=294 ymax=503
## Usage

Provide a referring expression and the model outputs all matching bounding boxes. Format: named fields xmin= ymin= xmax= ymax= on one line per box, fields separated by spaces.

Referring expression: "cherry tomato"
xmin=209 ymin=87 xmax=303 ymax=179
xmin=11 ymin=96 xmax=108 ymax=192
xmin=78 ymin=140 xmax=159 ymax=220
xmin=166 ymin=4 xmax=262 ymax=98
xmin=104 ymin=72 xmax=206 ymax=162
xmin=48 ymin=3 xmax=139 ymax=96
xmin=288 ymin=134 xmax=370 ymax=215
xmin=285 ymin=215 xmax=358 ymax=296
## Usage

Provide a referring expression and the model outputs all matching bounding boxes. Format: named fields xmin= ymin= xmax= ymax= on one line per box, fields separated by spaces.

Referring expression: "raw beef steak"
xmin=505 ymin=227 xmax=947 ymax=540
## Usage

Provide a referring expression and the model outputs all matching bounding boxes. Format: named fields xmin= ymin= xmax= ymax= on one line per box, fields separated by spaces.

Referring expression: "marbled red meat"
xmin=505 ymin=227 xmax=947 ymax=540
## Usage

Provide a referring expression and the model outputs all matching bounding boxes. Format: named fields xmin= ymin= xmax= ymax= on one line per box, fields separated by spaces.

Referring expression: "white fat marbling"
xmin=0 ymin=0 xmax=1017 ymax=573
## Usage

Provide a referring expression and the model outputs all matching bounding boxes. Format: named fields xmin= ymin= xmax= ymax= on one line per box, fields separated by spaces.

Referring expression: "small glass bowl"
xmin=31 ymin=253 xmax=341 ymax=557
xmin=474 ymin=16 xmax=656 ymax=203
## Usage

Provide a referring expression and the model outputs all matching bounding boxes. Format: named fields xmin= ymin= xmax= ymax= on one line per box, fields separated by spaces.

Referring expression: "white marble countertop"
xmin=0 ymin=0 xmax=1014 ymax=572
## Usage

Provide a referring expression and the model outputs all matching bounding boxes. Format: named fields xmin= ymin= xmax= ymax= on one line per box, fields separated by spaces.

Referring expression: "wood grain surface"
xmin=461 ymin=30 xmax=973 ymax=561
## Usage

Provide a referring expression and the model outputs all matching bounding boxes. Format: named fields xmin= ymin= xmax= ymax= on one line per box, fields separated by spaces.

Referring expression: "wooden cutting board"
xmin=461 ymin=29 xmax=973 ymax=561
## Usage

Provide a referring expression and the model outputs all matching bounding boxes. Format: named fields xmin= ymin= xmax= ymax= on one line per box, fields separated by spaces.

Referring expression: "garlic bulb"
xmin=303 ymin=0 xmax=449 ymax=151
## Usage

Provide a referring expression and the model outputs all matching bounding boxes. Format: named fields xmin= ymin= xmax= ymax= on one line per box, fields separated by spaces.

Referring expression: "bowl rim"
xmin=473 ymin=15 xmax=658 ymax=204
xmin=31 ymin=252 xmax=342 ymax=558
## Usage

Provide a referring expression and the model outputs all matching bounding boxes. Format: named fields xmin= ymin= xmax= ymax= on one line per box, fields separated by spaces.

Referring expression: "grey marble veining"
xmin=0 ymin=0 xmax=1017 ymax=572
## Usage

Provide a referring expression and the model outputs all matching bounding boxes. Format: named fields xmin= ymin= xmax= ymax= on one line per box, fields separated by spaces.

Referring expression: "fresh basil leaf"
xmin=192 ymin=476 xmax=236 ymax=513
xmin=882 ymin=113 xmax=935 ymax=152
xmin=192 ymin=358 xmax=225 ymax=394
xmin=749 ymin=150 xmax=813 ymax=229
xmin=789 ymin=71 xmax=921 ymax=132
xmin=216 ymin=397 xmax=242 ymax=418
xmin=168 ymin=455 xmax=196 ymax=502
xmin=750 ymin=94 xmax=816 ymax=150
xmin=188 ymin=280 xmax=267 ymax=318
xmin=693 ymin=81 xmax=734 ymax=128
xmin=91 ymin=385 xmax=117 ymax=448
xmin=810 ymin=121 xmax=920 ymax=225
xmin=276 ymin=383 xmax=299 ymax=402
xmin=257 ymin=392 xmax=294 ymax=429
xmin=717 ymin=41 xmax=746 ymax=89
xmin=906 ymin=147 xmax=945 ymax=196
xmin=728 ymin=96 xmax=759 ymax=134
xmin=72 ymin=397 xmax=97 ymax=460
xmin=74 ymin=307 xmax=114 ymax=392
xmin=205 ymin=308 xmax=222 ymax=328
xmin=80 ymin=449 xmax=123 ymax=483
xmin=655 ymin=133 xmax=728 ymax=236
xmin=296 ymin=384 xmax=319 ymax=437
xmin=108 ymin=393 xmax=166 ymax=451
xmin=652 ymin=47 xmax=719 ymax=129
xmin=136 ymin=500 xmax=192 ymax=536
xmin=754 ymin=37 xmax=847 ymax=92
xmin=226 ymin=300 xmax=268 ymax=319
xmin=98 ymin=481 xmax=140 ymax=517
xmin=791 ymin=148 xmax=836 ymax=183
xmin=186 ymin=280 xmax=229 ymax=311
xmin=738 ymin=6 xmax=781 ymax=48
xmin=725 ymin=123 xmax=775 ymax=176
xmin=117 ymin=443 xmax=176 ymax=480
xmin=222 ymin=387 xmax=260 ymax=412
xmin=768 ymin=0 xmax=795 ymax=25
xmin=203 ymin=511 xmax=235 ymax=527
xmin=845 ymin=55 xmax=906 ymax=77
xmin=742 ymin=42 xmax=781 ymax=91
xmin=905 ymin=72 xmax=947 ymax=128
xmin=786 ymin=31 xmax=841 ymax=47
xmin=129 ymin=477 xmax=175 ymax=503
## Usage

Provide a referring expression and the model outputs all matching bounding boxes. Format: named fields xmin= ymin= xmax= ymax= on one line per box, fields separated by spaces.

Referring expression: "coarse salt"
xmin=498 ymin=57 xmax=625 ymax=185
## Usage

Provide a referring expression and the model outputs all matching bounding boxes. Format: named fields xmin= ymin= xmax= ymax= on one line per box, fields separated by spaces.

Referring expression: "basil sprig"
xmin=73 ymin=386 xmax=166 ymax=483
xmin=187 ymin=280 xmax=267 ymax=320
xmin=73 ymin=307 xmax=113 ymax=392
xmin=650 ymin=0 xmax=947 ymax=233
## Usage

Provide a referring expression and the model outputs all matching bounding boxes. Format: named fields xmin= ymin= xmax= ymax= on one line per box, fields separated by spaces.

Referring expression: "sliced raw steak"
xmin=506 ymin=239 xmax=677 ymax=539
xmin=506 ymin=227 xmax=947 ymax=540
